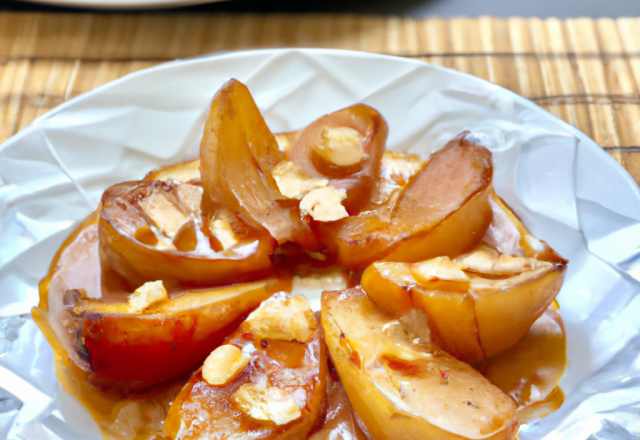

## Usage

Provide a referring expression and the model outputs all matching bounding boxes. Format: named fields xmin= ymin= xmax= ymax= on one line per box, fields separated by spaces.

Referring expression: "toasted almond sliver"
xmin=272 ymin=161 xmax=328 ymax=200
xmin=315 ymin=126 xmax=365 ymax=167
xmin=410 ymin=256 xmax=468 ymax=284
xmin=202 ymin=345 xmax=250 ymax=386
xmin=174 ymin=183 xmax=203 ymax=216
xmin=380 ymin=151 xmax=424 ymax=183
xmin=233 ymin=381 xmax=302 ymax=425
xmin=453 ymin=246 xmax=551 ymax=276
xmin=138 ymin=192 xmax=187 ymax=239
xmin=128 ymin=280 xmax=168 ymax=313
xmin=208 ymin=217 xmax=240 ymax=250
xmin=245 ymin=293 xmax=316 ymax=342
xmin=300 ymin=186 xmax=349 ymax=222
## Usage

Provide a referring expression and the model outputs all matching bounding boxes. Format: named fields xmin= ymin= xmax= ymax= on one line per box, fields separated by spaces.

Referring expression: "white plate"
xmin=1 ymin=49 xmax=640 ymax=440
xmin=17 ymin=0 xmax=224 ymax=10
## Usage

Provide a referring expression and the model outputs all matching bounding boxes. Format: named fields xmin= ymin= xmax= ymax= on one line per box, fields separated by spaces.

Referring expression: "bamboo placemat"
xmin=1 ymin=13 xmax=639 ymax=186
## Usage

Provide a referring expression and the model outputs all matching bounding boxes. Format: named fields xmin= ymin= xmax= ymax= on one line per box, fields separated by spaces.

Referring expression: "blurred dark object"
xmin=1 ymin=0 xmax=639 ymax=16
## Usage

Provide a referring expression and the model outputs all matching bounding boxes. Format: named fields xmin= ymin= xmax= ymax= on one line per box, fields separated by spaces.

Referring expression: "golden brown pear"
xmin=164 ymin=293 xmax=327 ymax=440
xmin=99 ymin=180 xmax=276 ymax=286
xmin=321 ymin=287 xmax=519 ymax=440
xmin=199 ymin=79 xmax=318 ymax=249
xmin=289 ymin=104 xmax=388 ymax=214
xmin=320 ymin=132 xmax=493 ymax=267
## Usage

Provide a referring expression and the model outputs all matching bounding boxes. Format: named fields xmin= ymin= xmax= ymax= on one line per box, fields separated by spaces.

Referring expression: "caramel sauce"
xmin=32 ymin=308 xmax=182 ymax=440
xmin=481 ymin=307 xmax=566 ymax=420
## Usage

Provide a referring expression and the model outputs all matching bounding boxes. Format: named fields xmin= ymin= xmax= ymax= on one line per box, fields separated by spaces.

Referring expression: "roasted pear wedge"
xmin=321 ymin=288 xmax=518 ymax=440
xmin=164 ymin=293 xmax=327 ymax=440
xmin=100 ymin=180 xmax=276 ymax=286
xmin=361 ymin=245 xmax=566 ymax=363
xmin=289 ymin=104 xmax=388 ymax=214
xmin=143 ymin=131 xmax=300 ymax=185
xmin=75 ymin=278 xmax=289 ymax=387
xmin=482 ymin=306 xmax=566 ymax=423
xmin=33 ymin=306 xmax=183 ymax=440
xmin=39 ymin=217 xmax=289 ymax=388
xmin=361 ymin=189 xmax=567 ymax=362
xmin=320 ymin=132 xmax=493 ymax=267
xmin=200 ymin=79 xmax=318 ymax=249
xmin=483 ymin=190 xmax=564 ymax=263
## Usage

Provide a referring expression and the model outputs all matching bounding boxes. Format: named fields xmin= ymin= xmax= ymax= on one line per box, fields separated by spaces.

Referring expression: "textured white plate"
xmin=1 ymin=49 xmax=640 ymax=440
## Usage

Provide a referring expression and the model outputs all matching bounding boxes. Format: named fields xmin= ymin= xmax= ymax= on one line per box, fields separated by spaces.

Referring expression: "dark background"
xmin=2 ymin=0 xmax=640 ymax=16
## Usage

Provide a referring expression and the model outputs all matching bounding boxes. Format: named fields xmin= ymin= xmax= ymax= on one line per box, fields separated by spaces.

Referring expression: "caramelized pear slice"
xmin=200 ymin=79 xmax=317 ymax=249
xmin=40 ymin=212 xmax=289 ymax=388
xmin=362 ymin=246 xmax=566 ymax=363
xmin=74 ymin=277 xmax=289 ymax=387
xmin=483 ymin=190 xmax=565 ymax=263
xmin=482 ymin=306 xmax=566 ymax=423
xmin=164 ymin=293 xmax=327 ymax=440
xmin=99 ymin=180 xmax=275 ymax=286
xmin=308 ymin=367 xmax=368 ymax=440
xmin=321 ymin=288 xmax=518 ymax=440
xmin=289 ymin=104 xmax=388 ymax=214
xmin=322 ymin=132 xmax=493 ymax=267
xmin=33 ymin=307 xmax=182 ymax=440
xmin=143 ymin=129 xmax=302 ymax=185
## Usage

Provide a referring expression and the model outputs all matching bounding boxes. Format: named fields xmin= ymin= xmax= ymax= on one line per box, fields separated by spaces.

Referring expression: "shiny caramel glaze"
xmin=318 ymin=132 xmax=494 ymax=267
xmin=100 ymin=179 xmax=276 ymax=286
xmin=482 ymin=306 xmax=566 ymax=422
xmin=164 ymin=295 xmax=327 ymax=440
xmin=38 ymin=214 xmax=291 ymax=388
xmin=321 ymin=287 xmax=519 ymax=440
xmin=34 ymin=78 xmax=569 ymax=440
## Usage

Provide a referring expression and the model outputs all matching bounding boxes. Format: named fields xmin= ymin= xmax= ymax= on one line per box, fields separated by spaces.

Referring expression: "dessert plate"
xmin=0 ymin=49 xmax=639 ymax=440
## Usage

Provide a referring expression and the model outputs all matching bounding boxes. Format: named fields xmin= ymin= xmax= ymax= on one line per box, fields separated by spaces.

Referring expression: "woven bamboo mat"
xmin=1 ymin=13 xmax=639 ymax=185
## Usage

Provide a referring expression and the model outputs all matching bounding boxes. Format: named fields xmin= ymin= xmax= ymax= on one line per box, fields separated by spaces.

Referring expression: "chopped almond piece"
xmin=233 ymin=378 xmax=302 ymax=425
xmin=202 ymin=345 xmax=250 ymax=386
xmin=315 ymin=126 xmax=365 ymax=167
xmin=453 ymin=245 xmax=551 ymax=276
xmin=174 ymin=183 xmax=203 ymax=216
xmin=128 ymin=281 xmax=168 ymax=313
xmin=380 ymin=151 xmax=424 ymax=183
xmin=300 ymin=187 xmax=349 ymax=222
xmin=410 ymin=256 xmax=469 ymax=284
xmin=138 ymin=192 xmax=188 ymax=239
xmin=245 ymin=294 xmax=316 ymax=342
xmin=271 ymin=161 xmax=328 ymax=200
xmin=208 ymin=217 xmax=240 ymax=250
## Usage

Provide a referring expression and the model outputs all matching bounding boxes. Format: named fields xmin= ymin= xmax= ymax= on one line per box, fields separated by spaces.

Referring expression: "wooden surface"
xmin=1 ymin=13 xmax=639 ymax=186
